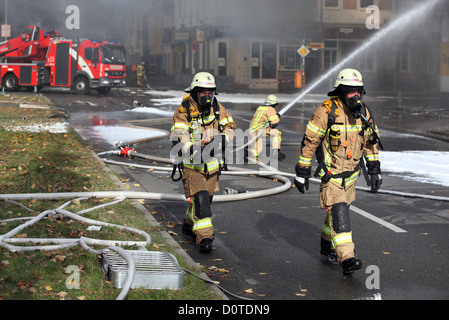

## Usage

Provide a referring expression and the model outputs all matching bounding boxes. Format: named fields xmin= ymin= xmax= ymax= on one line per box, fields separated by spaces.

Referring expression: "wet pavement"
xmin=39 ymin=86 xmax=449 ymax=300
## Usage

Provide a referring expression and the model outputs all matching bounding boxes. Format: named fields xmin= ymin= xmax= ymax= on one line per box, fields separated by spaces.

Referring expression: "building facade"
xmin=131 ymin=0 xmax=447 ymax=96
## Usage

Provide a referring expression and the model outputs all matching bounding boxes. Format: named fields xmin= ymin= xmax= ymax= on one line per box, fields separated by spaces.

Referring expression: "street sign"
xmin=307 ymin=43 xmax=325 ymax=49
xmin=1 ymin=24 xmax=11 ymax=38
xmin=297 ymin=45 xmax=310 ymax=58
xmin=191 ymin=40 xmax=199 ymax=50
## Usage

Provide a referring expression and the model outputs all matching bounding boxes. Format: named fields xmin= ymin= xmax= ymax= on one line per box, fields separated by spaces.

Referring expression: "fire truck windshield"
xmin=100 ymin=45 xmax=126 ymax=65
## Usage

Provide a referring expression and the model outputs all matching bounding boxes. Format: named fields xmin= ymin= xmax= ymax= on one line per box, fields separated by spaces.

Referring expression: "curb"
xmin=91 ymin=146 xmax=229 ymax=300
xmin=6 ymin=95 xmax=228 ymax=300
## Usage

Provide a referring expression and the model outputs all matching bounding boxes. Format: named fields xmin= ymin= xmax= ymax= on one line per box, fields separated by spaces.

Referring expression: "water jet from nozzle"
xmin=278 ymin=0 xmax=441 ymax=116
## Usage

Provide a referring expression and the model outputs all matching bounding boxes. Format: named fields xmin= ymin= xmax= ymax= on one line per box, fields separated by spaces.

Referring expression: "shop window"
xmin=360 ymin=0 xmax=374 ymax=8
xmin=280 ymin=45 xmax=301 ymax=70
xmin=325 ymin=0 xmax=339 ymax=8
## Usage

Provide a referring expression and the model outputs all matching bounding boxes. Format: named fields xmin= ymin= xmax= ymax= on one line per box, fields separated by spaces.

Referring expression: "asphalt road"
xmin=44 ymin=87 xmax=449 ymax=300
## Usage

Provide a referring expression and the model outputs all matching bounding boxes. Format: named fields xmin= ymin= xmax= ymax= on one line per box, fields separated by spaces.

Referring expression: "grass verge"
xmin=0 ymin=104 xmax=219 ymax=300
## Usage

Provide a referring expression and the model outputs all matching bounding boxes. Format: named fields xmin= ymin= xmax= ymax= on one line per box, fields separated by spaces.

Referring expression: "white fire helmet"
xmin=328 ymin=68 xmax=365 ymax=97
xmin=334 ymin=68 xmax=364 ymax=88
xmin=185 ymin=72 xmax=217 ymax=93
xmin=264 ymin=94 xmax=279 ymax=106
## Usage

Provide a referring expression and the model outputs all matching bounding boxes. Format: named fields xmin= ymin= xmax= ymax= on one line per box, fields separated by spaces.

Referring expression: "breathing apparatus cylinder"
xmin=189 ymin=120 xmax=202 ymax=164
xmin=329 ymin=124 xmax=341 ymax=153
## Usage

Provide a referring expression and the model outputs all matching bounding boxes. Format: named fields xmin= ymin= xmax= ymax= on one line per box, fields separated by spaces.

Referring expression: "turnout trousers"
xmin=320 ymin=181 xmax=356 ymax=264
xmin=249 ymin=128 xmax=281 ymax=158
xmin=182 ymin=167 xmax=219 ymax=244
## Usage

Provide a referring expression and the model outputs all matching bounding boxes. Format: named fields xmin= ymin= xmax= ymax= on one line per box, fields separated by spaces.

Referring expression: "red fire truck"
xmin=0 ymin=26 xmax=126 ymax=95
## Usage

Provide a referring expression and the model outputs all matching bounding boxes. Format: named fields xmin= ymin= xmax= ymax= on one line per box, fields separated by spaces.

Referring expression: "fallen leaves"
xmin=52 ymin=255 xmax=66 ymax=263
xmin=208 ymin=265 xmax=230 ymax=274
xmin=295 ymin=285 xmax=308 ymax=297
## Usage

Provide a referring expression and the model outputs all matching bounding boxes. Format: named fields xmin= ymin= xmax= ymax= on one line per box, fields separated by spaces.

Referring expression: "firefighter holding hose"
xmin=248 ymin=94 xmax=285 ymax=161
xmin=294 ymin=68 xmax=382 ymax=274
xmin=170 ymin=72 xmax=236 ymax=253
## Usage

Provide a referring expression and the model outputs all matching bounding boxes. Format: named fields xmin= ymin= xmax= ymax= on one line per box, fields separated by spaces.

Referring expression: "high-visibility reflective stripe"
xmin=346 ymin=124 xmax=363 ymax=132
xmin=250 ymin=108 xmax=266 ymax=129
xmin=343 ymin=171 xmax=359 ymax=185
xmin=322 ymin=224 xmax=332 ymax=236
xmin=220 ymin=117 xmax=234 ymax=126
xmin=183 ymin=141 xmax=194 ymax=153
xmin=298 ymin=156 xmax=312 ymax=166
xmin=186 ymin=199 xmax=195 ymax=222
xmin=268 ymin=114 xmax=279 ymax=122
xmin=249 ymin=124 xmax=265 ymax=132
xmin=307 ymin=121 xmax=326 ymax=136
xmin=193 ymin=217 xmax=213 ymax=231
xmin=323 ymin=152 xmax=332 ymax=168
xmin=365 ymin=154 xmax=379 ymax=162
xmin=332 ymin=232 xmax=352 ymax=247
xmin=184 ymin=158 xmax=220 ymax=172
xmin=171 ymin=122 xmax=190 ymax=132
xmin=205 ymin=159 xmax=220 ymax=171
xmin=318 ymin=169 xmax=360 ymax=187
xmin=184 ymin=163 xmax=204 ymax=170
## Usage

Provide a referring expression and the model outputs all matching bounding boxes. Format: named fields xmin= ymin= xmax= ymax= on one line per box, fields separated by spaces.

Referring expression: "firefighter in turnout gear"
xmin=249 ymin=94 xmax=285 ymax=161
xmin=170 ymin=72 xmax=236 ymax=253
xmin=294 ymin=68 xmax=382 ymax=274
xmin=136 ymin=61 xmax=145 ymax=87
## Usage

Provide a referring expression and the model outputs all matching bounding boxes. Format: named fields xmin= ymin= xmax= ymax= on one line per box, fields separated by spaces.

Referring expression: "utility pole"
xmin=3 ymin=0 xmax=8 ymax=41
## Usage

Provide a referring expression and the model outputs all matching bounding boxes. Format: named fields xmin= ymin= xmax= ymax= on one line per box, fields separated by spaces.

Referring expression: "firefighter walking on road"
xmin=248 ymin=94 xmax=285 ymax=161
xmin=294 ymin=68 xmax=382 ymax=274
xmin=170 ymin=72 xmax=236 ymax=253
xmin=136 ymin=61 xmax=145 ymax=87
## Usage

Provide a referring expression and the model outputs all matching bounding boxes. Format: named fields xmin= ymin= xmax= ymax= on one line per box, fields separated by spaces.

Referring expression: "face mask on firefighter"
xmin=344 ymin=89 xmax=364 ymax=118
xmin=197 ymin=90 xmax=215 ymax=109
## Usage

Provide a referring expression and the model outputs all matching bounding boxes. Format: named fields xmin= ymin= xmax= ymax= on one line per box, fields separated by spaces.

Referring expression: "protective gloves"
xmin=369 ymin=173 xmax=382 ymax=193
xmin=294 ymin=163 xmax=311 ymax=194
xmin=366 ymin=160 xmax=382 ymax=193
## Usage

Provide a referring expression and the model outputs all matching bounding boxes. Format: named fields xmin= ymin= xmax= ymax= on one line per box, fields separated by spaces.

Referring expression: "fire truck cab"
xmin=0 ymin=26 xmax=126 ymax=95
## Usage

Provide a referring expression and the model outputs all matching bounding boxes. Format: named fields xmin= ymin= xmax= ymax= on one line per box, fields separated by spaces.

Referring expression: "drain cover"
xmin=101 ymin=249 xmax=185 ymax=290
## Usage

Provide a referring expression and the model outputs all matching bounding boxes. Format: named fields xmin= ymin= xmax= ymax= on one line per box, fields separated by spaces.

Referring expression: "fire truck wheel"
xmin=3 ymin=74 xmax=19 ymax=92
xmin=73 ymin=77 xmax=90 ymax=95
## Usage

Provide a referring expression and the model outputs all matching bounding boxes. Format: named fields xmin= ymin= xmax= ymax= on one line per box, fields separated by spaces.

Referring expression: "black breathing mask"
xmin=195 ymin=90 xmax=215 ymax=111
xmin=339 ymin=86 xmax=365 ymax=119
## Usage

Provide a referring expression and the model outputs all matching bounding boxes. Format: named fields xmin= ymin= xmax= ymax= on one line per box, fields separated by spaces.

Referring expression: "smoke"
xmin=4 ymin=0 xmax=147 ymax=43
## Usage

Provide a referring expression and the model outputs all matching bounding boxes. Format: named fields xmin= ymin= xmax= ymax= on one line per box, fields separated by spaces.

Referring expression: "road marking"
xmin=351 ymin=205 xmax=407 ymax=233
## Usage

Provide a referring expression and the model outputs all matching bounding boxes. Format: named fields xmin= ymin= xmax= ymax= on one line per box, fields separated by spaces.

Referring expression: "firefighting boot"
xmin=320 ymin=238 xmax=338 ymax=263
xmin=324 ymin=250 xmax=338 ymax=263
xmin=199 ymin=238 xmax=213 ymax=253
xmin=278 ymin=149 xmax=286 ymax=161
xmin=341 ymin=257 xmax=363 ymax=275
xmin=182 ymin=220 xmax=196 ymax=241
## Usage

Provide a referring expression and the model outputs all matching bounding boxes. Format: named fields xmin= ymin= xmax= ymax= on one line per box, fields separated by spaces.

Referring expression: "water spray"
xmin=278 ymin=0 xmax=441 ymax=116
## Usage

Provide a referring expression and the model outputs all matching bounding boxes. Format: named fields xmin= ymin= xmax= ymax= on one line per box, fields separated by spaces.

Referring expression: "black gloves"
xmin=294 ymin=164 xmax=311 ymax=194
xmin=366 ymin=160 xmax=382 ymax=193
